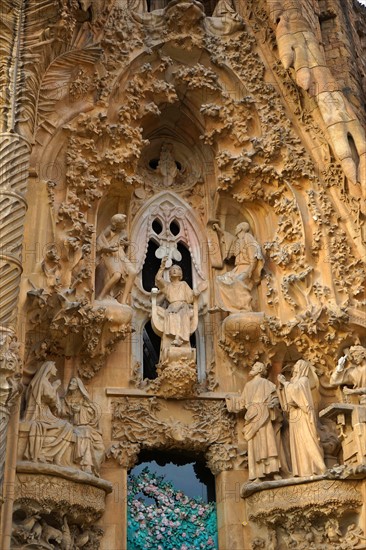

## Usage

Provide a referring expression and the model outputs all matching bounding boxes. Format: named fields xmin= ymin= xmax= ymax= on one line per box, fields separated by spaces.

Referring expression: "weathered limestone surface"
xmin=0 ymin=0 xmax=365 ymax=548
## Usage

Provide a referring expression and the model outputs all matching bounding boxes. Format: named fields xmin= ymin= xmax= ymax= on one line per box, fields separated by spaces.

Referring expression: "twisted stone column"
xmin=0 ymin=133 xmax=29 ymax=330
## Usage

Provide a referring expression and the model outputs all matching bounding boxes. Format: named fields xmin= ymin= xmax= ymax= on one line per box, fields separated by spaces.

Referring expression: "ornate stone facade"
xmin=0 ymin=0 xmax=365 ymax=548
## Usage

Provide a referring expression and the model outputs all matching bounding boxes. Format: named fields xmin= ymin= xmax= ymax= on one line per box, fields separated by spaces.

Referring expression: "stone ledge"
xmin=106 ymin=387 xmax=227 ymax=399
xmin=242 ymin=465 xmax=366 ymax=498
xmin=16 ymin=461 xmax=113 ymax=493
xmin=243 ymin=478 xmax=363 ymax=523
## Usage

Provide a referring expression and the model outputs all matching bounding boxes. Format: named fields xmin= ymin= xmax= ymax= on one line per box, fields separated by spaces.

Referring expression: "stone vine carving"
xmin=0 ymin=333 xmax=23 ymax=490
xmin=26 ymin=286 xmax=132 ymax=379
xmin=109 ymin=397 xmax=237 ymax=474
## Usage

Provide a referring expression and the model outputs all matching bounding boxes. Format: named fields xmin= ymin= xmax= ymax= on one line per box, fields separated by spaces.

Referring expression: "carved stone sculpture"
xmin=23 ymin=365 xmax=106 ymax=476
xmin=151 ymin=258 xmax=206 ymax=397
xmin=330 ymin=346 xmax=366 ymax=405
xmin=214 ymin=222 xmax=264 ymax=312
xmin=64 ymin=377 xmax=105 ymax=476
xmin=320 ymin=345 xmax=366 ymax=466
xmin=156 ymin=142 xmax=179 ymax=187
xmin=267 ymin=2 xmax=366 ymax=192
xmin=40 ymin=245 xmax=62 ymax=290
xmin=278 ymin=360 xmax=326 ymax=477
xmin=23 ymin=362 xmax=75 ymax=466
xmin=226 ymin=362 xmax=287 ymax=482
xmin=153 ymin=259 xmax=198 ymax=352
xmin=12 ymin=512 xmax=104 ymax=549
xmin=205 ymin=0 xmax=244 ymax=36
xmin=0 ymin=334 xmax=22 ymax=489
xmin=96 ymin=214 xmax=137 ymax=303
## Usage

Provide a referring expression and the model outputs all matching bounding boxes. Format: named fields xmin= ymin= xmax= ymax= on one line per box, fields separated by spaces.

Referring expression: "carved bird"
xmin=74 ymin=529 xmax=90 ymax=548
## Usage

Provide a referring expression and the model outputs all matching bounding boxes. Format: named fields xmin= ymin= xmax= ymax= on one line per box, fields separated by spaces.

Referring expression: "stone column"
xmin=100 ymin=464 xmax=128 ymax=550
xmin=216 ymin=470 xmax=247 ymax=549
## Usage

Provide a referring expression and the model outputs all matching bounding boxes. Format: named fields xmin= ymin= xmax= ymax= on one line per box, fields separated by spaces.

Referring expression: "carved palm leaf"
xmin=35 ymin=46 xmax=102 ymax=137
xmin=0 ymin=0 xmax=61 ymax=134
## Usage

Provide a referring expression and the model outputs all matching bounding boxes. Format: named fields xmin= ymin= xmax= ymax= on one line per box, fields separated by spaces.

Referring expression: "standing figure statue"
xmin=330 ymin=346 xmax=366 ymax=405
xmin=24 ymin=362 xmax=74 ymax=466
xmin=151 ymin=257 xmax=206 ymax=363
xmin=64 ymin=377 xmax=105 ymax=476
xmin=96 ymin=214 xmax=137 ymax=303
xmin=277 ymin=360 xmax=326 ymax=477
xmin=226 ymin=362 xmax=287 ymax=482
xmin=213 ymin=222 xmax=264 ymax=312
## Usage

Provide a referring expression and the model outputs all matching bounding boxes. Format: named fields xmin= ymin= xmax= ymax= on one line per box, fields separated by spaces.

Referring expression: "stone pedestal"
xmin=220 ymin=312 xmax=265 ymax=366
xmin=12 ymin=462 xmax=112 ymax=549
xmin=157 ymin=346 xmax=197 ymax=398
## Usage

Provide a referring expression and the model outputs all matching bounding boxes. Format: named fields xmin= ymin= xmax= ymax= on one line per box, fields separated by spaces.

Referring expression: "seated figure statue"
xmin=24 ymin=362 xmax=74 ymax=466
xmin=64 ymin=377 xmax=105 ymax=476
xmin=23 ymin=363 xmax=105 ymax=476
xmin=214 ymin=222 xmax=264 ymax=312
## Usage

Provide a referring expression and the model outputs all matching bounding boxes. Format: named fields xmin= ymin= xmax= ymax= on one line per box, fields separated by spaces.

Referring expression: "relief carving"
xmin=110 ymin=397 xmax=237 ymax=474
xmin=0 ymin=333 xmax=23 ymax=488
xmin=22 ymin=362 xmax=105 ymax=476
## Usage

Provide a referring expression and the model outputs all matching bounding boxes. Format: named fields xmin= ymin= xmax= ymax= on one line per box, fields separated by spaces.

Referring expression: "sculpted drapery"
xmin=226 ymin=362 xmax=285 ymax=481
xmin=64 ymin=377 xmax=105 ymax=476
xmin=23 ymin=364 xmax=105 ymax=475
xmin=24 ymin=362 xmax=74 ymax=465
xmin=278 ymin=360 xmax=326 ymax=477
xmin=96 ymin=214 xmax=137 ymax=303
xmin=155 ymin=260 xmax=195 ymax=347
xmin=215 ymin=222 xmax=264 ymax=312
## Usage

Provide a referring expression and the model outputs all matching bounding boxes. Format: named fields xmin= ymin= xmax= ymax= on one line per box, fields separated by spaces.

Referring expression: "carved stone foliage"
xmin=252 ymin=517 xmax=366 ymax=550
xmin=0 ymin=333 xmax=23 ymax=489
xmin=219 ymin=311 xmax=266 ymax=368
xmin=26 ymin=288 xmax=132 ymax=380
xmin=109 ymin=397 xmax=237 ymax=474
xmin=24 ymin=0 xmax=364 ymax=387
xmin=245 ymin=479 xmax=362 ymax=522
xmin=245 ymin=479 xmax=364 ymax=550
